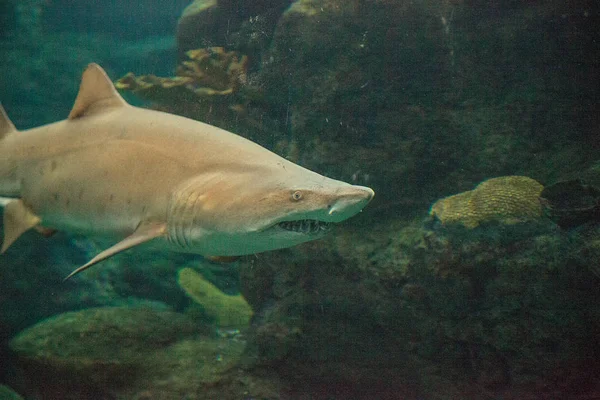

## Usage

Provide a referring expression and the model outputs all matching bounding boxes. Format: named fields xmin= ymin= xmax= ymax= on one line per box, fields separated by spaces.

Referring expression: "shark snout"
xmin=327 ymin=185 xmax=375 ymax=222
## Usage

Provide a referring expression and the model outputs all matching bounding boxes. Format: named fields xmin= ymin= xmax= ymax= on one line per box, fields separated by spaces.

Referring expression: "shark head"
xmin=166 ymin=164 xmax=374 ymax=256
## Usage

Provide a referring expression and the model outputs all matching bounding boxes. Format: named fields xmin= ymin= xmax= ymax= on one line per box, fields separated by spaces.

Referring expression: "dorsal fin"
xmin=68 ymin=63 xmax=128 ymax=120
xmin=0 ymin=104 xmax=17 ymax=139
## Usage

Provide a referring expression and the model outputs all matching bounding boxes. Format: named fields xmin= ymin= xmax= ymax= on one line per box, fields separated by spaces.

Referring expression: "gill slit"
xmin=176 ymin=179 xmax=200 ymax=250
xmin=182 ymin=192 xmax=195 ymax=249
xmin=168 ymin=193 xmax=182 ymax=248
xmin=183 ymin=190 xmax=201 ymax=250
xmin=189 ymin=189 xmax=203 ymax=249
xmin=176 ymin=190 xmax=197 ymax=250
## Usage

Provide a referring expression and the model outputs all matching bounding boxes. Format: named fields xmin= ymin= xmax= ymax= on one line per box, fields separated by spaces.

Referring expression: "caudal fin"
xmin=0 ymin=104 xmax=17 ymax=139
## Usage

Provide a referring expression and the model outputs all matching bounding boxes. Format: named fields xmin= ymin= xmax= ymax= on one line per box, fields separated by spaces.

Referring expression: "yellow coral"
xmin=430 ymin=176 xmax=544 ymax=228
xmin=177 ymin=267 xmax=253 ymax=328
xmin=178 ymin=47 xmax=248 ymax=94
xmin=115 ymin=47 xmax=248 ymax=101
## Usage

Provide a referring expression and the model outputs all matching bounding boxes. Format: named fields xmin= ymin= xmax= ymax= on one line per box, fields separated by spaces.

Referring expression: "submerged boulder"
xmin=9 ymin=306 xmax=250 ymax=399
xmin=239 ymin=208 xmax=600 ymax=398
xmin=176 ymin=0 xmax=289 ymax=58
xmin=0 ymin=385 xmax=24 ymax=400
xmin=540 ymin=179 xmax=600 ymax=229
xmin=10 ymin=307 xmax=198 ymax=390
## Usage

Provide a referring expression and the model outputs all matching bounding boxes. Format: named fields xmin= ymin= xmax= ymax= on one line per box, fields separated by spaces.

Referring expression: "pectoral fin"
xmin=1 ymin=199 xmax=41 ymax=253
xmin=63 ymin=221 xmax=167 ymax=281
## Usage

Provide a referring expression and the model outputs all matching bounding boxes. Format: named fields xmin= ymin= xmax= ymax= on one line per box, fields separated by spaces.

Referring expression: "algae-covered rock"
xmin=122 ymin=337 xmax=247 ymax=399
xmin=176 ymin=0 xmax=289 ymax=58
xmin=430 ymin=176 xmax=545 ymax=228
xmin=9 ymin=307 xmax=199 ymax=386
xmin=239 ymin=213 xmax=600 ymax=399
xmin=176 ymin=0 xmax=219 ymax=55
xmin=178 ymin=267 xmax=253 ymax=328
xmin=9 ymin=306 xmax=252 ymax=399
xmin=0 ymin=385 xmax=24 ymax=400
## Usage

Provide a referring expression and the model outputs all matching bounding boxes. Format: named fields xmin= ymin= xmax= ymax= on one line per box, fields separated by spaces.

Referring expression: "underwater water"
xmin=1 ymin=0 xmax=599 ymax=399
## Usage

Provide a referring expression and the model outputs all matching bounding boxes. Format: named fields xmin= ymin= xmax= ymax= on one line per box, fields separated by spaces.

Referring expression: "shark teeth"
xmin=278 ymin=219 xmax=331 ymax=234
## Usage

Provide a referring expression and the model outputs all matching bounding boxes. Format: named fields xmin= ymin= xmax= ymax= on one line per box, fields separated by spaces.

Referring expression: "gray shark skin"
xmin=0 ymin=64 xmax=374 ymax=280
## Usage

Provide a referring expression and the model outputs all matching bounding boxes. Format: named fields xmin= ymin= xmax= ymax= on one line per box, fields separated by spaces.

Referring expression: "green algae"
xmin=178 ymin=267 xmax=253 ymax=329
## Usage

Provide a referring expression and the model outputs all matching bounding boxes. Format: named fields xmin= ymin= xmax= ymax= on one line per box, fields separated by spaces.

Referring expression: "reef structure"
xmin=430 ymin=176 xmax=544 ymax=228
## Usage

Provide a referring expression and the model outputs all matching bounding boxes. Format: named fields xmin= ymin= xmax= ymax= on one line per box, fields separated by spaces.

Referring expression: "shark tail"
xmin=0 ymin=104 xmax=17 ymax=139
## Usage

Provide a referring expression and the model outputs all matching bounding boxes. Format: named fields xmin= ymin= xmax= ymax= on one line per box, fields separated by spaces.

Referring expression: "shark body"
xmin=0 ymin=64 xmax=374 ymax=279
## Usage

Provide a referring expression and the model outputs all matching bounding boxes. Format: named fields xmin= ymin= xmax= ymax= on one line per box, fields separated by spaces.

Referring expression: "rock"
xmin=540 ymin=179 xmax=600 ymax=229
xmin=260 ymin=0 xmax=455 ymax=202
xmin=176 ymin=0 xmax=289 ymax=59
xmin=8 ymin=306 xmax=252 ymax=399
xmin=239 ymin=237 xmax=424 ymax=398
xmin=239 ymin=208 xmax=600 ymax=398
xmin=176 ymin=0 xmax=219 ymax=56
xmin=9 ymin=307 xmax=193 ymax=396
xmin=10 ymin=307 xmax=198 ymax=385
xmin=0 ymin=385 xmax=24 ymax=400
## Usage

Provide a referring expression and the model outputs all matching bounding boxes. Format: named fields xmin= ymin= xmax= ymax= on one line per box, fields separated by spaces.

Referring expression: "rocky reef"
xmin=112 ymin=0 xmax=600 ymax=209
xmin=176 ymin=0 xmax=290 ymax=60
xmin=237 ymin=201 xmax=600 ymax=398
xmin=8 ymin=307 xmax=268 ymax=399
xmin=2 ymin=0 xmax=600 ymax=399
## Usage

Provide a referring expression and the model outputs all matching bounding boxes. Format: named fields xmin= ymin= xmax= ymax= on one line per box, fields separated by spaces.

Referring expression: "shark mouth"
xmin=278 ymin=219 xmax=332 ymax=234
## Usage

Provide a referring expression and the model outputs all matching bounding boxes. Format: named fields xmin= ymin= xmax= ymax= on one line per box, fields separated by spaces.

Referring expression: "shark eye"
xmin=291 ymin=190 xmax=303 ymax=201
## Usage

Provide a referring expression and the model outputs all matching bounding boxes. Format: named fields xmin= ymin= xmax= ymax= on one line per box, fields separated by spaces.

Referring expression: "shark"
xmin=0 ymin=64 xmax=374 ymax=280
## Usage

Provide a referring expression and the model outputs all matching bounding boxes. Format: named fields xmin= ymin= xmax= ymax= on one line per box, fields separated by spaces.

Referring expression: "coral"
xmin=115 ymin=47 xmax=248 ymax=103
xmin=177 ymin=267 xmax=253 ymax=328
xmin=114 ymin=47 xmax=254 ymax=129
xmin=429 ymin=176 xmax=544 ymax=228
xmin=178 ymin=47 xmax=248 ymax=94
